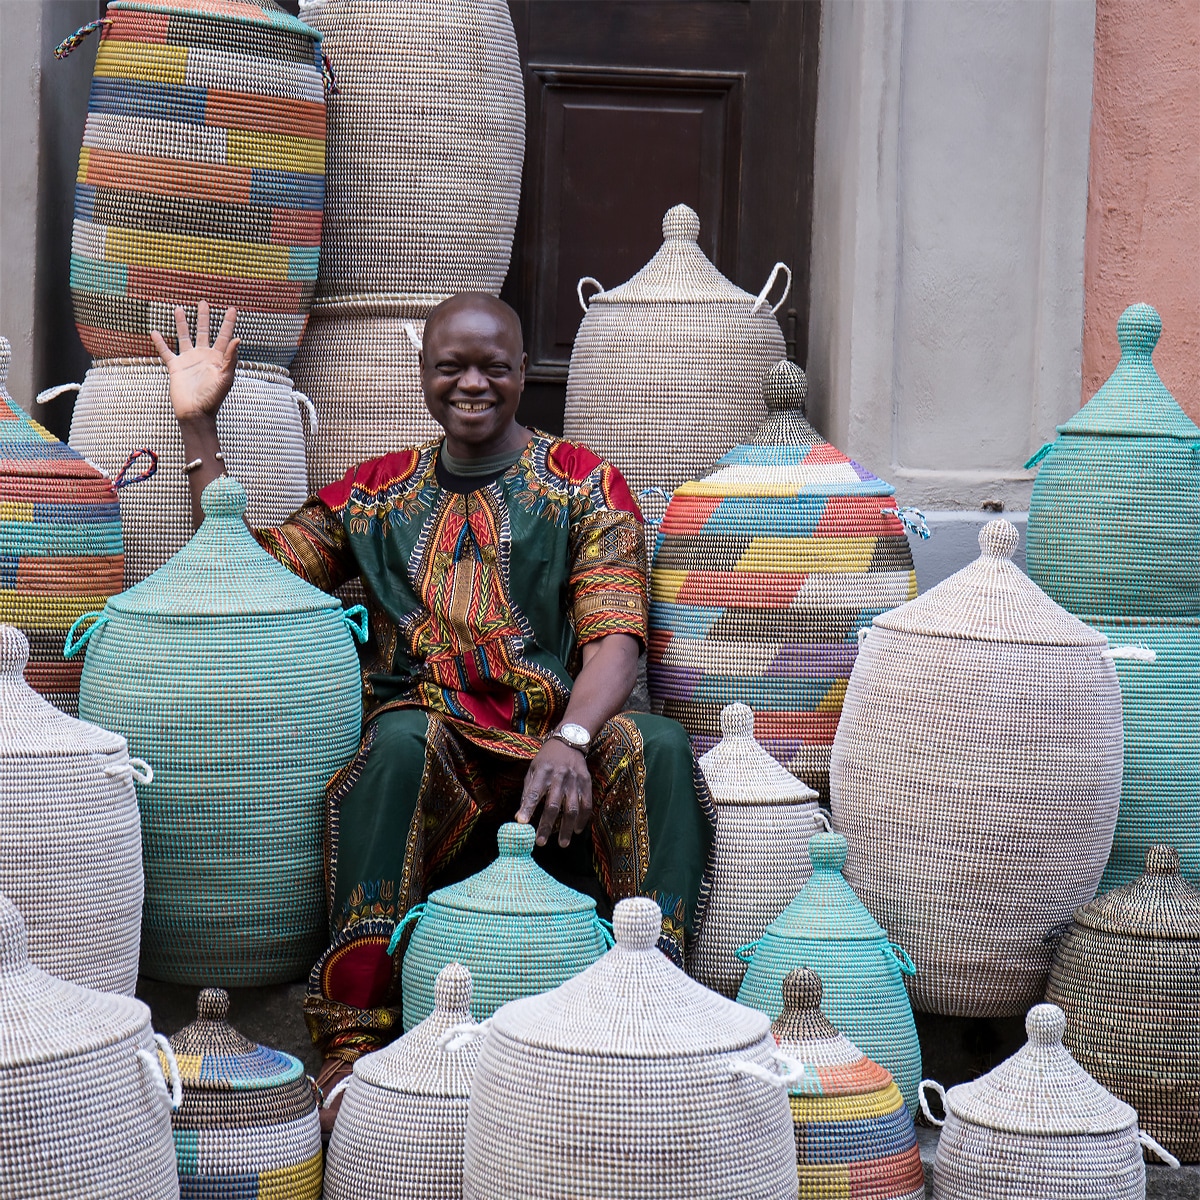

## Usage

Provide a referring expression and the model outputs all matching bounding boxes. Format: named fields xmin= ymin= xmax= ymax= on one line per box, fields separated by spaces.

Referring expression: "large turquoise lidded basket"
xmin=391 ymin=822 xmax=613 ymax=1031
xmin=69 ymin=474 xmax=365 ymax=986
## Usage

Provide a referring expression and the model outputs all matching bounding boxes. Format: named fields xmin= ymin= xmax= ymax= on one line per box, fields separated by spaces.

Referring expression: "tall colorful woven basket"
xmin=649 ymin=360 xmax=920 ymax=797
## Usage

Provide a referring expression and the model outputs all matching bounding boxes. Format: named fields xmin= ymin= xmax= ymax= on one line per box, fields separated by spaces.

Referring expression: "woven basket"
xmin=830 ymin=520 xmax=1124 ymax=1017
xmin=395 ymin=823 xmax=611 ymax=1031
xmin=463 ymin=896 xmax=801 ymax=1200
xmin=770 ymin=968 xmax=925 ymax=1200
xmin=564 ymin=204 xmax=788 ymax=495
xmin=0 ymin=337 xmax=123 ymax=714
xmin=297 ymin=0 xmax=523 ymax=300
xmin=0 ymin=893 xmax=180 ymax=1200
xmin=648 ymin=360 xmax=918 ymax=797
xmin=71 ymin=475 xmax=364 ymax=986
xmin=289 ymin=301 xmax=440 ymax=492
xmin=1027 ymin=304 xmax=1200 ymax=617
xmin=61 ymin=0 xmax=325 ymax=366
xmin=168 ymin=988 xmax=321 ymax=1199
xmin=920 ymin=1004 xmax=1177 ymax=1198
xmin=736 ymin=832 xmax=922 ymax=1115
xmin=324 ymin=963 xmax=481 ymax=1200
xmin=691 ymin=703 xmax=821 ymax=999
xmin=57 ymin=357 xmax=310 ymax=588
xmin=1046 ymin=844 xmax=1200 ymax=1164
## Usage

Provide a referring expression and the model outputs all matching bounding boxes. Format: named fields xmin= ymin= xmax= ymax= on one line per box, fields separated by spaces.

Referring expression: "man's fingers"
xmin=516 ymin=767 xmax=545 ymax=824
xmin=195 ymin=300 xmax=211 ymax=349
xmin=214 ymin=306 xmax=237 ymax=353
xmin=536 ymin=776 xmax=564 ymax=847
xmin=222 ymin=337 xmax=241 ymax=373
xmin=173 ymin=306 xmax=193 ymax=353
xmin=149 ymin=329 xmax=174 ymax=365
xmin=558 ymin=787 xmax=580 ymax=848
xmin=574 ymin=779 xmax=593 ymax=835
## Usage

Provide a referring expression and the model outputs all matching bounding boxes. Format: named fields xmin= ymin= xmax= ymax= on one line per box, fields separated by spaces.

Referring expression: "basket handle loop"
xmin=113 ymin=448 xmax=159 ymax=491
xmin=35 ymin=382 xmax=81 ymax=405
xmin=102 ymin=757 xmax=154 ymax=785
xmin=751 ymin=262 xmax=792 ymax=316
xmin=1024 ymin=440 xmax=1055 ymax=470
xmin=63 ymin=611 xmax=109 ymax=659
xmin=321 ymin=51 xmax=339 ymax=97
xmin=54 ymin=18 xmax=111 ymax=59
xmin=637 ymin=486 xmax=672 ymax=530
xmin=811 ymin=809 xmax=832 ymax=833
xmin=322 ymin=1074 xmax=353 ymax=1109
xmin=918 ymin=1078 xmax=947 ymax=1128
xmin=594 ymin=915 xmax=615 ymax=949
xmin=881 ymin=506 xmax=931 ymax=540
xmin=1138 ymin=1130 xmax=1181 ymax=1169
xmin=1102 ymin=644 xmax=1156 ymax=663
xmin=293 ymin=391 xmax=318 ymax=438
xmin=342 ymin=604 xmax=369 ymax=644
xmin=729 ymin=1048 xmax=804 ymax=1090
xmin=136 ymin=1034 xmax=182 ymax=1111
xmin=403 ymin=322 xmax=423 ymax=353
xmin=436 ymin=1018 xmax=492 ymax=1054
xmin=577 ymin=277 xmax=604 ymax=313
xmin=385 ymin=902 xmax=427 ymax=956
xmin=888 ymin=942 xmax=916 ymax=976
xmin=734 ymin=939 xmax=759 ymax=964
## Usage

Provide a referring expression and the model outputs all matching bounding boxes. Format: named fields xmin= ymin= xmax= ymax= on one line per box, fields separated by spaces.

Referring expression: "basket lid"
xmin=490 ymin=897 xmax=770 ymax=1057
xmin=168 ymin=989 xmax=305 ymax=1091
xmin=764 ymin=832 xmax=889 ymax=943
xmin=873 ymin=519 xmax=1108 ymax=647
xmin=770 ymin=968 xmax=896 ymax=1097
xmin=0 ymin=626 xmax=126 ymax=757
xmin=699 ymin=704 xmax=819 ymax=806
xmin=1073 ymin=844 xmax=1200 ymax=939
xmin=355 ymin=963 xmax=479 ymax=1097
xmin=427 ymin=823 xmax=598 ymax=916
xmin=107 ymin=0 xmax=320 ymax=40
xmin=108 ymin=475 xmax=344 ymax=618
xmin=0 ymin=893 xmax=150 ymax=1068
xmin=944 ymin=1003 xmax=1137 ymax=1135
xmin=1057 ymin=305 xmax=1199 ymax=441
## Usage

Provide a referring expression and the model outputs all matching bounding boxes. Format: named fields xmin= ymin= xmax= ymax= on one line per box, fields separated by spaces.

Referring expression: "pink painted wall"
xmin=1081 ymin=0 xmax=1200 ymax=414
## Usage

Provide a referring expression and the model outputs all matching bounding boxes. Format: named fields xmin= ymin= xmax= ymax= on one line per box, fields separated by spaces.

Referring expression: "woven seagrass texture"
xmin=463 ymin=897 xmax=800 ymax=1200
xmin=691 ymin=703 xmax=821 ymax=998
xmin=830 ymin=520 xmax=1123 ymax=1017
xmin=564 ymin=205 xmax=787 ymax=495
xmin=736 ymin=833 xmax=922 ymax=1115
xmin=67 ymin=0 xmax=325 ymax=365
xmin=324 ymin=964 xmax=481 ymax=1200
xmin=1028 ymin=305 xmax=1200 ymax=618
xmin=648 ymin=360 xmax=916 ymax=799
xmin=0 ymin=338 xmax=122 ymax=714
xmin=75 ymin=476 xmax=363 ymax=986
xmin=770 ymin=969 xmax=925 ymax=1200
xmin=399 ymin=824 xmax=609 ymax=1030
xmin=297 ymin=0 xmax=523 ymax=300
xmin=0 ymin=895 xmax=179 ymax=1200
xmin=0 ymin=626 xmax=142 ymax=995
xmin=66 ymin=357 xmax=310 ymax=587
xmin=1046 ymin=845 xmax=1200 ymax=1163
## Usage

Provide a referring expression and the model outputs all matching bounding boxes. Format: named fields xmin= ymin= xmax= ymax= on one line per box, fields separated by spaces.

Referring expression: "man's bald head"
xmin=424 ymin=292 xmax=524 ymax=356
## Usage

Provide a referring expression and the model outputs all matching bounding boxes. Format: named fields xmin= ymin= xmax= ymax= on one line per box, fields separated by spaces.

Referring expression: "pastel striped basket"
xmin=59 ymin=0 xmax=326 ymax=367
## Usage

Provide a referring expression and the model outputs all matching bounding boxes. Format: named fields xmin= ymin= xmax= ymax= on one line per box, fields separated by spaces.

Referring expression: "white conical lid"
xmin=489 ymin=897 xmax=770 ymax=1058
xmin=699 ymin=704 xmax=819 ymax=806
xmin=354 ymin=963 xmax=479 ymax=1097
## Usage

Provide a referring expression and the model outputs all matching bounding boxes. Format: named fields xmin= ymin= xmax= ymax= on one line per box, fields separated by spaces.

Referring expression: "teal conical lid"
xmin=1058 ymin=304 xmax=1199 ymax=440
xmin=763 ymin=832 xmax=886 ymax=942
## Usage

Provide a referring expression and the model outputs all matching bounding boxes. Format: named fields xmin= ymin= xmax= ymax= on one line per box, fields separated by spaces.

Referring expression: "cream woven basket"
xmin=564 ymin=204 xmax=788 ymax=495
xmin=691 ymin=703 xmax=821 ymax=999
xmin=48 ymin=358 xmax=311 ymax=587
xmin=323 ymin=963 xmax=482 ymax=1200
xmin=462 ymin=897 xmax=801 ymax=1200
xmin=830 ymin=520 xmax=1124 ymax=1016
xmin=920 ymin=1004 xmax=1178 ymax=1198
xmin=0 ymin=625 xmax=143 ymax=995
xmin=0 ymin=893 xmax=181 ymax=1200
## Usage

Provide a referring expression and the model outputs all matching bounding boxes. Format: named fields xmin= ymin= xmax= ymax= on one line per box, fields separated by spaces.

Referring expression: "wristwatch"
xmin=547 ymin=723 xmax=592 ymax=753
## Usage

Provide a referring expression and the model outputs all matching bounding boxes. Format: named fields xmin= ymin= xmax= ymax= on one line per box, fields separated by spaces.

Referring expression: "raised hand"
xmin=150 ymin=301 xmax=240 ymax=424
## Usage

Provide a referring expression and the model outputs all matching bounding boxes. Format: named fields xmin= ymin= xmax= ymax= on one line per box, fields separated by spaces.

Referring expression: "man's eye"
xmin=437 ymin=364 xmax=459 ymax=374
xmin=488 ymin=365 xmax=509 ymax=376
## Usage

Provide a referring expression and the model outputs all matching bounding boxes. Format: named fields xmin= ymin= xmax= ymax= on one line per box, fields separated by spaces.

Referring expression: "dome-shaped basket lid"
xmin=770 ymin=968 xmax=895 ymax=1097
xmin=944 ymin=1004 xmax=1137 ymax=1136
xmin=108 ymin=476 xmax=343 ymax=619
xmin=764 ymin=832 xmax=889 ymax=943
xmin=1073 ymin=844 xmax=1200 ymax=940
xmin=168 ymin=989 xmax=304 ymax=1091
xmin=873 ymin=519 xmax=1107 ymax=647
xmin=109 ymin=0 xmax=321 ymax=41
xmin=680 ymin=361 xmax=896 ymax=499
xmin=1057 ymin=305 xmax=1200 ymax=441
xmin=355 ymin=963 xmax=479 ymax=1097
xmin=0 ymin=893 xmax=149 ymax=1067
xmin=427 ymin=823 xmax=598 ymax=916
xmin=490 ymin=897 xmax=770 ymax=1057
xmin=0 ymin=626 xmax=125 ymax=757
xmin=699 ymin=704 xmax=819 ymax=806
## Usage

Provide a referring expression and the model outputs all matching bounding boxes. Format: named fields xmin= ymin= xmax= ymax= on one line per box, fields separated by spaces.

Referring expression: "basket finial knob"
xmin=1145 ymin=844 xmax=1180 ymax=876
xmin=197 ymin=988 xmax=230 ymax=1022
xmin=719 ymin=702 xmax=755 ymax=739
xmin=662 ymin=204 xmax=701 ymax=243
xmin=498 ymin=822 xmax=536 ymax=857
xmin=613 ymin=897 xmax=662 ymax=950
xmin=0 ymin=337 xmax=10 ymax=385
xmin=200 ymin=474 xmax=248 ymax=518
xmin=978 ymin=519 xmax=1019 ymax=560
xmin=808 ymin=831 xmax=848 ymax=873
xmin=762 ymin=360 xmax=808 ymax=412
xmin=1115 ymin=303 xmax=1161 ymax=356
xmin=1026 ymin=1003 xmax=1067 ymax=1046
xmin=433 ymin=962 xmax=473 ymax=1014
xmin=0 ymin=626 xmax=30 ymax=676
xmin=781 ymin=967 xmax=823 ymax=1013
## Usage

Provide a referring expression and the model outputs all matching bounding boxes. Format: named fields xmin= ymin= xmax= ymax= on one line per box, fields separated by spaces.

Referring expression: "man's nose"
xmin=458 ymin=366 xmax=489 ymax=392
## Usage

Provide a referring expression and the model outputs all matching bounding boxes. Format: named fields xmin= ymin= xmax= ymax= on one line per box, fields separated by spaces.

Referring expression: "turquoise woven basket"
xmin=1027 ymin=304 xmax=1200 ymax=618
xmin=735 ymin=831 xmax=922 ymax=1113
xmin=392 ymin=822 xmax=613 ymax=1030
xmin=68 ymin=476 xmax=364 ymax=986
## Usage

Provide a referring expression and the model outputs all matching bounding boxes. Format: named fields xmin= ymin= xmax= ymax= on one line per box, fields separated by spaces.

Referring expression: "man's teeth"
xmin=452 ymin=401 xmax=492 ymax=412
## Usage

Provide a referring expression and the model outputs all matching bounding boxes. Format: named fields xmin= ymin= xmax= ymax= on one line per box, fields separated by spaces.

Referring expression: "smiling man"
xmin=154 ymin=294 xmax=716 ymax=1127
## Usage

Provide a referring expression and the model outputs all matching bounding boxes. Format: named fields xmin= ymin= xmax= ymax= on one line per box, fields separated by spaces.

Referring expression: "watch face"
xmin=559 ymin=723 xmax=590 ymax=747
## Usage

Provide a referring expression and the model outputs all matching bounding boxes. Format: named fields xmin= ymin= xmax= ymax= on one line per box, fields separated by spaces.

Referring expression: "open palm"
xmin=150 ymin=301 xmax=240 ymax=423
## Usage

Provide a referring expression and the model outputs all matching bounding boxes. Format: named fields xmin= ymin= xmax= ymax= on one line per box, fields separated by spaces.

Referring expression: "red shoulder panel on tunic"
xmin=317 ymin=449 xmax=421 ymax=513
xmin=547 ymin=439 xmax=642 ymax=520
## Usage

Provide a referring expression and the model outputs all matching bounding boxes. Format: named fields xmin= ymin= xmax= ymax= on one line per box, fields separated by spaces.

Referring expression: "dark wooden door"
xmin=502 ymin=0 xmax=819 ymax=434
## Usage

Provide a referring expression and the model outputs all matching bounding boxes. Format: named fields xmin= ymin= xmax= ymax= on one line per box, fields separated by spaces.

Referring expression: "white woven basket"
xmin=0 ymin=625 xmax=143 ymax=996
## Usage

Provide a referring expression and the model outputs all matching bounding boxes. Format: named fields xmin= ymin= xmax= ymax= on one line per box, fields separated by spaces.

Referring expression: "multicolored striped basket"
xmin=70 ymin=475 xmax=364 ymax=986
xmin=58 ymin=0 xmax=326 ymax=366
xmin=649 ymin=360 xmax=919 ymax=798
xmin=770 ymin=968 xmax=925 ymax=1200
xmin=735 ymin=832 xmax=923 ymax=1116
xmin=168 ymin=989 xmax=322 ymax=1199
xmin=0 ymin=337 xmax=124 ymax=713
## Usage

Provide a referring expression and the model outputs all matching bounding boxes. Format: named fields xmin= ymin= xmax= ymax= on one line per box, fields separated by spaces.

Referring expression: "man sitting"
xmin=153 ymin=296 xmax=716 ymax=1123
